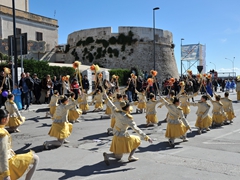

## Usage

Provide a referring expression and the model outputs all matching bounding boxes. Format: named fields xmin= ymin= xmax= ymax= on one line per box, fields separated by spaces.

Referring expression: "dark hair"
xmin=117 ymin=94 xmax=122 ymax=99
xmin=122 ymin=102 xmax=130 ymax=111
xmin=149 ymin=93 xmax=155 ymax=99
xmin=107 ymin=91 xmax=112 ymax=95
xmin=60 ymin=96 xmax=68 ymax=103
xmin=0 ymin=109 xmax=8 ymax=123
xmin=8 ymin=94 xmax=14 ymax=99
xmin=173 ymin=97 xmax=179 ymax=104
xmin=215 ymin=95 xmax=221 ymax=101
xmin=54 ymin=90 xmax=58 ymax=94
xmin=123 ymin=94 xmax=127 ymax=99
xmin=170 ymin=90 xmax=175 ymax=96
xmin=70 ymin=92 xmax=75 ymax=97
xmin=224 ymin=92 xmax=229 ymax=97
xmin=202 ymin=95 xmax=208 ymax=101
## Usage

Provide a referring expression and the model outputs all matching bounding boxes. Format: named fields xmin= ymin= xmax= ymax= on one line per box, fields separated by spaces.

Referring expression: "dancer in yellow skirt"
xmin=207 ymin=93 xmax=227 ymax=126
xmin=176 ymin=90 xmax=198 ymax=118
xmin=91 ymin=89 xmax=104 ymax=112
xmin=236 ymin=76 xmax=240 ymax=101
xmin=78 ymin=89 xmax=94 ymax=114
xmin=112 ymin=86 xmax=128 ymax=102
xmin=145 ymin=93 xmax=161 ymax=126
xmin=188 ymin=95 xmax=212 ymax=134
xmin=46 ymin=90 xmax=60 ymax=117
xmin=102 ymin=88 xmax=152 ymax=165
xmin=104 ymin=91 xmax=113 ymax=116
xmin=135 ymin=89 xmax=147 ymax=113
xmin=107 ymin=94 xmax=123 ymax=135
xmin=0 ymin=109 xmax=39 ymax=180
xmin=5 ymin=94 xmax=25 ymax=133
xmin=68 ymin=93 xmax=82 ymax=123
xmin=160 ymin=97 xmax=191 ymax=148
xmin=43 ymin=96 xmax=79 ymax=149
xmin=221 ymin=92 xmax=235 ymax=123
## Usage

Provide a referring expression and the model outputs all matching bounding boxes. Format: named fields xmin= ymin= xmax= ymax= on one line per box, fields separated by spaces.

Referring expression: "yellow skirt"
xmin=111 ymin=117 xmax=116 ymax=128
xmin=146 ymin=114 xmax=158 ymax=124
xmin=165 ymin=123 xmax=189 ymax=139
xmin=48 ymin=122 xmax=72 ymax=139
xmin=7 ymin=116 xmax=25 ymax=127
xmin=80 ymin=104 xmax=89 ymax=111
xmin=181 ymin=106 xmax=190 ymax=115
xmin=105 ymin=107 xmax=111 ymax=115
xmin=68 ymin=109 xmax=82 ymax=121
xmin=137 ymin=102 xmax=146 ymax=109
xmin=50 ymin=106 xmax=57 ymax=116
xmin=212 ymin=114 xmax=226 ymax=124
xmin=110 ymin=135 xmax=141 ymax=154
xmin=8 ymin=151 xmax=34 ymax=180
xmin=195 ymin=115 xmax=212 ymax=129
xmin=237 ymin=91 xmax=240 ymax=101
xmin=226 ymin=111 xmax=235 ymax=121
xmin=95 ymin=102 xmax=103 ymax=109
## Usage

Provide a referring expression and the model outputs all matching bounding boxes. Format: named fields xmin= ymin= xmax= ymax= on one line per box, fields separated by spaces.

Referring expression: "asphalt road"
xmin=12 ymin=91 xmax=240 ymax=180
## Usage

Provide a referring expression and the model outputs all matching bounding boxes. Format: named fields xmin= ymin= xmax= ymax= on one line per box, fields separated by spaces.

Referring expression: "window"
xmin=36 ymin=32 xmax=43 ymax=41
xmin=16 ymin=28 xmax=21 ymax=36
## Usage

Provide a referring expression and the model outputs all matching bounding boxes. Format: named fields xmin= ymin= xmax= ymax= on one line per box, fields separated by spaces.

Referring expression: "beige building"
xmin=0 ymin=0 xmax=58 ymax=60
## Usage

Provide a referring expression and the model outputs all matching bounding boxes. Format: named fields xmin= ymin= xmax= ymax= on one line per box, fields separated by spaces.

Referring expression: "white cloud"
xmin=220 ymin=38 xmax=227 ymax=43
xmin=218 ymin=67 xmax=240 ymax=72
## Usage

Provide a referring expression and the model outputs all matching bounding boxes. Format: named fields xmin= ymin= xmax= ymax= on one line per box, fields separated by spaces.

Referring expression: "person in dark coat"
xmin=33 ymin=73 xmax=42 ymax=104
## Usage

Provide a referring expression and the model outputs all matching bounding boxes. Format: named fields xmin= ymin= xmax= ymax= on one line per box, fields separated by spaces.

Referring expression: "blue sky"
xmin=30 ymin=0 xmax=240 ymax=75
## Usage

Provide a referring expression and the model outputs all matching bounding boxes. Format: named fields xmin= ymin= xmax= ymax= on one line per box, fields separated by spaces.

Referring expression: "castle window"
xmin=36 ymin=32 xmax=43 ymax=41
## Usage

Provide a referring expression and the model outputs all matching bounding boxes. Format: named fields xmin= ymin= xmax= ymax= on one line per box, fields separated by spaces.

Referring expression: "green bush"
xmin=109 ymin=69 xmax=131 ymax=86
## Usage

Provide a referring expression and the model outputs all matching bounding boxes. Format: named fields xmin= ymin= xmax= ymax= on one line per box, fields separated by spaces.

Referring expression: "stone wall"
xmin=0 ymin=0 xmax=29 ymax=12
xmin=66 ymin=26 xmax=179 ymax=83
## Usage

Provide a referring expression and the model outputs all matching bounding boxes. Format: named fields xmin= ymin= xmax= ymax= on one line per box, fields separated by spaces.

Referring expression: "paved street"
xmin=13 ymin=91 xmax=240 ymax=180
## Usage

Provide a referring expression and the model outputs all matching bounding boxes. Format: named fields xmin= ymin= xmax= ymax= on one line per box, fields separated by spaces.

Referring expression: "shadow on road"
xmin=15 ymin=143 xmax=47 ymax=154
xmin=35 ymin=108 xmax=49 ymax=113
xmin=36 ymin=123 xmax=52 ymax=128
xmin=38 ymin=161 xmax=135 ymax=179
xmin=79 ymin=132 xmax=110 ymax=141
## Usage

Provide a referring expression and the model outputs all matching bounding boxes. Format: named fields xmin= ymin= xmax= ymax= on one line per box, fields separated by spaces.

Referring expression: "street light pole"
xmin=153 ymin=7 xmax=159 ymax=70
xmin=180 ymin=38 xmax=184 ymax=77
xmin=225 ymin=57 xmax=235 ymax=77
xmin=209 ymin=62 xmax=216 ymax=70
xmin=12 ymin=0 xmax=18 ymax=86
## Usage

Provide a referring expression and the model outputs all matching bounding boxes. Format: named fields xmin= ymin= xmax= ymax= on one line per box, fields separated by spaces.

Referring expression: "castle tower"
xmin=0 ymin=0 xmax=29 ymax=12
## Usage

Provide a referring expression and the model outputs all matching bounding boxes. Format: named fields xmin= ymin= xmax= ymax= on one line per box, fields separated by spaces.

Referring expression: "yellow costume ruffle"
xmin=7 ymin=116 xmax=25 ymax=127
xmin=80 ymin=104 xmax=89 ymax=111
xmin=226 ymin=111 xmax=235 ymax=121
xmin=50 ymin=106 xmax=57 ymax=116
xmin=8 ymin=151 xmax=34 ymax=180
xmin=212 ymin=114 xmax=226 ymax=124
xmin=165 ymin=123 xmax=189 ymax=139
xmin=111 ymin=117 xmax=116 ymax=128
xmin=95 ymin=102 xmax=103 ymax=109
xmin=68 ymin=109 xmax=82 ymax=121
xmin=181 ymin=106 xmax=190 ymax=115
xmin=48 ymin=122 xmax=72 ymax=139
xmin=146 ymin=114 xmax=158 ymax=124
xmin=237 ymin=91 xmax=240 ymax=101
xmin=110 ymin=135 xmax=141 ymax=154
xmin=138 ymin=102 xmax=146 ymax=109
xmin=105 ymin=107 xmax=111 ymax=115
xmin=195 ymin=115 xmax=212 ymax=128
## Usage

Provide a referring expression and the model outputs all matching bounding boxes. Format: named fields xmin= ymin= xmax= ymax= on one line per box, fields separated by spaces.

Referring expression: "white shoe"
xmin=128 ymin=156 xmax=139 ymax=162
xmin=43 ymin=141 xmax=48 ymax=150
xmin=64 ymin=139 xmax=70 ymax=144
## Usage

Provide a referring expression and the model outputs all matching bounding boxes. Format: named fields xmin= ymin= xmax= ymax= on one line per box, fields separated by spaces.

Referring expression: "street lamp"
xmin=180 ymin=38 xmax=184 ymax=77
xmin=153 ymin=7 xmax=159 ymax=70
xmin=225 ymin=57 xmax=235 ymax=77
xmin=209 ymin=62 xmax=216 ymax=70
xmin=12 ymin=0 xmax=18 ymax=86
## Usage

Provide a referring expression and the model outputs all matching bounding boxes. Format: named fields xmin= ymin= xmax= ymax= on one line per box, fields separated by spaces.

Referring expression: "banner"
xmin=181 ymin=44 xmax=200 ymax=61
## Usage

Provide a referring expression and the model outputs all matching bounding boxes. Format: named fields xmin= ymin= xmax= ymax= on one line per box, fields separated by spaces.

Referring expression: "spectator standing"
xmin=212 ymin=78 xmax=218 ymax=92
xmin=33 ymin=73 xmax=42 ymax=104
xmin=41 ymin=74 xmax=53 ymax=104
xmin=82 ymin=75 xmax=90 ymax=93
xmin=12 ymin=84 xmax=22 ymax=110
xmin=19 ymin=72 xmax=30 ymax=110
xmin=126 ymin=78 xmax=135 ymax=102
xmin=173 ymin=78 xmax=179 ymax=96
xmin=71 ymin=79 xmax=80 ymax=99
xmin=25 ymin=72 xmax=34 ymax=104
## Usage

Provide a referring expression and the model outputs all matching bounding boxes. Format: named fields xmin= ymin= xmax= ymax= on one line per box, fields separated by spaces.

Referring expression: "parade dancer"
xmin=5 ymin=94 xmax=25 ymax=133
xmin=107 ymin=94 xmax=123 ymax=135
xmin=0 ymin=109 xmax=39 ymax=180
xmin=112 ymin=86 xmax=128 ymax=102
xmin=135 ymin=89 xmax=147 ymax=113
xmin=160 ymin=97 xmax=191 ymax=148
xmin=46 ymin=90 xmax=60 ymax=117
xmin=188 ymin=95 xmax=212 ymax=134
xmin=43 ymin=96 xmax=79 ymax=149
xmin=104 ymin=91 xmax=113 ymax=117
xmin=78 ymin=89 xmax=94 ymax=114
xmin=102 ymin=88 xmax=152 ymax=165
xmin=145 ymin=93 xmax=161 ymax=126
xmin=68 ymin=93 xmax=82 ymax=123
xmin=207 ymin=93 xmax=227 ymax=126
xmin=91 ymin=89 xmax=104 ymax=112
xmin=221 ymin=92 xmax=235 ymax=123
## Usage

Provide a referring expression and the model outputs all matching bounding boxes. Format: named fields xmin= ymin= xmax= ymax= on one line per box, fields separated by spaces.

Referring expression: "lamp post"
xmin=180 ymin=38 xmax=184 ymax=77
xmin=225 ymin=57 xmax=235 ymax=77
xmin=153 ymin=7 xmax=159 ymax=70
xmin=209 ymin=62 xmax=216 ymax=70
xmin=12 ymin=0 xmax=18 ymax=85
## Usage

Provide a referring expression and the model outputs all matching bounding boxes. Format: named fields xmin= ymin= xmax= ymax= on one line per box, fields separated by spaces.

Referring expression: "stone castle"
xmin=65 ymin=26 xmax=178 ymax=81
